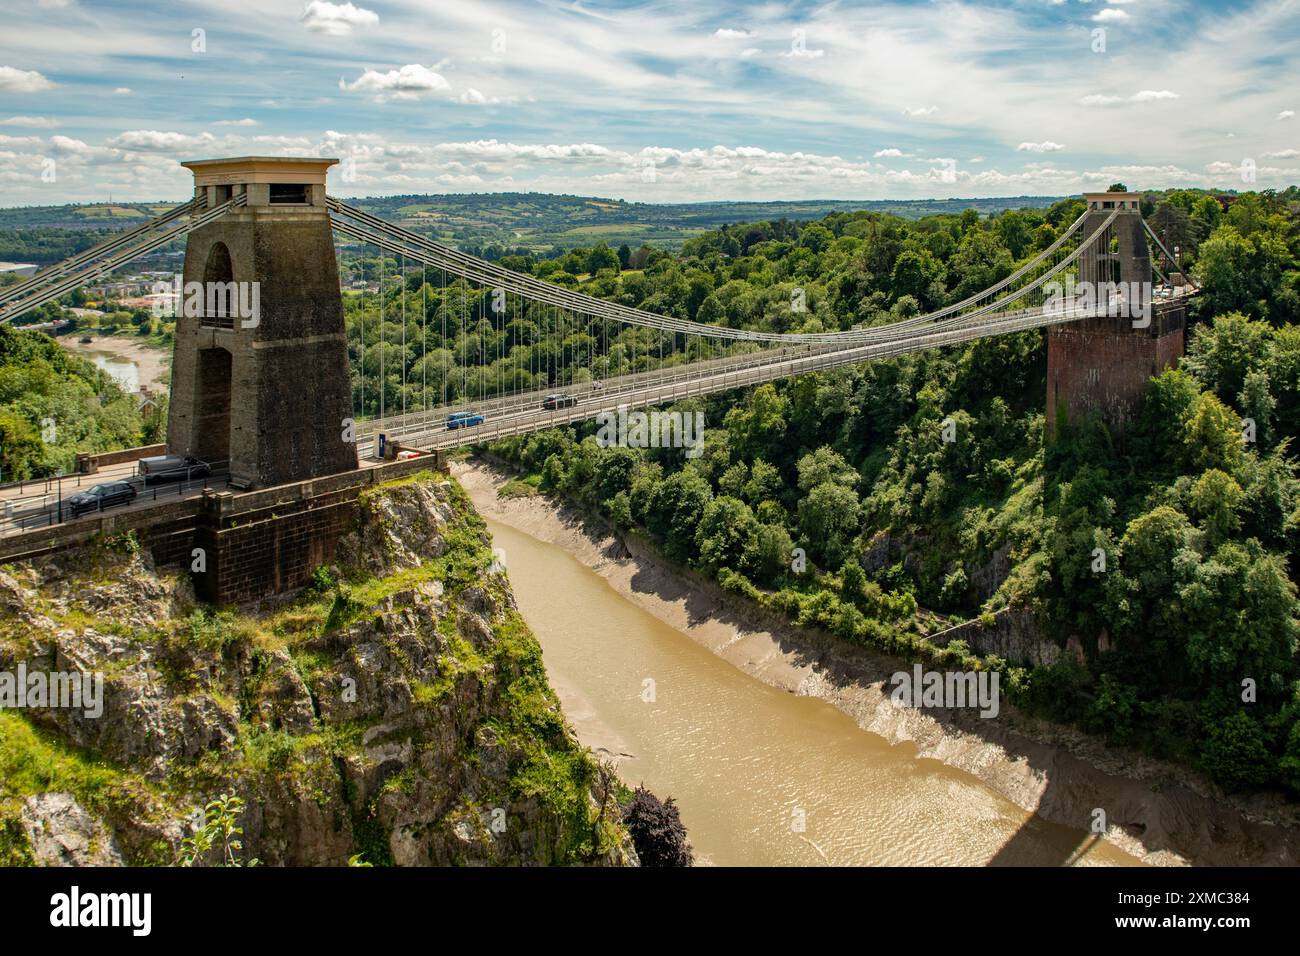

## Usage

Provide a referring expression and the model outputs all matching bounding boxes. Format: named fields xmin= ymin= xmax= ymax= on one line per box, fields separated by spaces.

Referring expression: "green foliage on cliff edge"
xmin=0 ymin=323 xmax=146 ymax=479
xmin=238 ymin=474 xmax=627 ymax=863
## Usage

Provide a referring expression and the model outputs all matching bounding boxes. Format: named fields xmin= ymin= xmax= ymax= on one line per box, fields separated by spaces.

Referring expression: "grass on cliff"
xmin=0 ymin=712 xmax=173 ymax=865
xmin=236 ymin=473 xmax=623 ymax=862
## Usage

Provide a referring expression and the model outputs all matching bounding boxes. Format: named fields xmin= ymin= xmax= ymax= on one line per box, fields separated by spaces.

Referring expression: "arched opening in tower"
xmin=201 ymin=241 xmax=235 ymax=330
xmin=196 ymin=347 xmax=233 ymax=464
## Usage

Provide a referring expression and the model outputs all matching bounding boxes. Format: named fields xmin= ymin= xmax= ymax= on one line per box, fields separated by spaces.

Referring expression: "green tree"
xmin=1200 ymin=711 xmax=1273 ymax=791
xmin=646 ymin=467 xmax=713 ymax=562
xmin=1188 ymin=469 xmax=1243 ymax=543
xmin=695 ymin=496 xmax=759 ymax=573
xmin=796 ymin=446 xmax=857 ymax=494
xmin=723 ymin=383 xmax=788 ymax=459
xmin=798 ymin=482 xmax=861 ymax=568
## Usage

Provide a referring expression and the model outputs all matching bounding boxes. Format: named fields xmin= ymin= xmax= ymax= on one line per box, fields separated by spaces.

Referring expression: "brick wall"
xmin=196 ymin=494 xmax=358 ymax=603
xmin=75 ymin=443 xmax=167 ymax=473
xmin=1046 ymin=303 xmax=1186 ymax=431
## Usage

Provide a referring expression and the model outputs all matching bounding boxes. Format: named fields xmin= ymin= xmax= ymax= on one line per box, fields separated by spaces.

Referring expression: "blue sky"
xmin=0 ymin=0 xmax=1297 ymax=205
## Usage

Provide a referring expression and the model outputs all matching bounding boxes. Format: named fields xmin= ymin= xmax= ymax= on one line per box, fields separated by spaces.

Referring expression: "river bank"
xmin=58 ymin=334 xmax=170 ymax=392
xmin=456 ymin=456 xmax=1300 ymax=866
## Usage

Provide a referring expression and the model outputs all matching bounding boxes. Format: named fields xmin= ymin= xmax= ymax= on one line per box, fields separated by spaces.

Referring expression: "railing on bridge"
xmin=0 ymin=461 xmax=231 ymax=536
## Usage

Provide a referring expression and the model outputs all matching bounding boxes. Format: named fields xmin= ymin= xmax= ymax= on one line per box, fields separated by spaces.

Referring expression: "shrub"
xmin=622 ymin=786 xmax=692 ymax=867
xmin=1200 ymin=711 xmax=1273 ymax=791
xmin=307 ymin=565 xmax=336 ymax=594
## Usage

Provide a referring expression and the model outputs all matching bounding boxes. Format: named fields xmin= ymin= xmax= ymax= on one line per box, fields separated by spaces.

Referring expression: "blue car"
xmin=446 ymin=411 xmax=485 ymax=430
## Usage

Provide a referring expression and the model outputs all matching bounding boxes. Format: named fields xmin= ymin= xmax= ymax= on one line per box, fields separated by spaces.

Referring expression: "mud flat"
xmin=59 ymin=334 xmax=169 ymax=392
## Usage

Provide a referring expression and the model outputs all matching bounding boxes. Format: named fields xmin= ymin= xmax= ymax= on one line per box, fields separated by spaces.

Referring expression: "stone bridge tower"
xmin=1046 ymin=191 xmax=1185 ymax=432
xmin=167 ymin=156 xmax=357 ymax=489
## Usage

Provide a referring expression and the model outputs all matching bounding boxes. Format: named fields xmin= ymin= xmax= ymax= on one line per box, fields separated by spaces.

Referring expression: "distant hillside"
xmin=0 ymin=192 xmax=1064 ymax=264
xmin=334 ymin=192 xmax=1065 ymax=253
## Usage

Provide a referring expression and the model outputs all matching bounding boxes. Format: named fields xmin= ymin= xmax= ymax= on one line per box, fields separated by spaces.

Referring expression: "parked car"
xmin=138 ymin=454 xmax=211 ymax=484
xmin=67 ymin=480 xmax=137 ymax=517
xmin=446 ymin=411 xmax=485 ymax=430
xmin=541 ymin=393 xmax=577 ymax=410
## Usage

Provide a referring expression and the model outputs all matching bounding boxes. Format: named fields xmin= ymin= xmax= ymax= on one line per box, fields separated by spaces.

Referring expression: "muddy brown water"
xmin=485 ymin=516 xmax=1140 ymax=867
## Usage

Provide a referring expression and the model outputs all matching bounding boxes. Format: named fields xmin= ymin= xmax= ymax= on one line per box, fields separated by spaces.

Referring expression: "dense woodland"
xmin=3 ymin=184 xmax=1299 ymax=795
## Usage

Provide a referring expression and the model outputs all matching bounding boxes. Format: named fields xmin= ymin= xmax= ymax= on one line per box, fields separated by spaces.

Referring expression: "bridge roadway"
xmin=361 ymin=295 xmax=1189 ymax=454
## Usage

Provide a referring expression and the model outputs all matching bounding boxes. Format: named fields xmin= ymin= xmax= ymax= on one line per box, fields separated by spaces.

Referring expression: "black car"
xmin=138 ymin=454 xmax=211 ymax=484
xmin=67 ymin=480 xmax=138 ymax=517
xmin=541 ymin=393 xmax=577 ymax=410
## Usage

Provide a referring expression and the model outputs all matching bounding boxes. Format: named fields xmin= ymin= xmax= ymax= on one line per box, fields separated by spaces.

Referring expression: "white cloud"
xmin=0 ymin=66 xmax=55 ymax=93
xmin=455 ymin=88 xmax=517 ymax=106
xmin=0 ymin=116 xmax=58 ymax=128
xmin=301 ymin=1 xmax=379 ymax=37
xmin=1279 ymin=110 xmax=1296 ymax=120
xmin=214 ymin=118 xmax=259 ymax=127
xmin=106 ymin=129 xmax=217 ymax=152
xmin=1263 ymin=148 xmax=1299 ymax=158
xmin=1082 ymin=90 xmax=1180 ymax=106
xmin=339 ymin=64 xmax=451 ymax=101
xmin=1093 ymin=9 xmax=1130 ymax=22
xmin=873 ymin=147 xmax=906 ymax=158
xmin=113 ymin=87 xmax=132 ymax=96
xmin=902 ymin=106 xmax=939 ymax=117
xmin=1130 ymin=89 xmax=1180 ymax=102
xmin=1018 ymin=141 xmax=1066 ymax=152
xmin=712 ymin=28 xmax=752 ymax=39
xmin=1080 ymin=94 xmax=1125 ymax=106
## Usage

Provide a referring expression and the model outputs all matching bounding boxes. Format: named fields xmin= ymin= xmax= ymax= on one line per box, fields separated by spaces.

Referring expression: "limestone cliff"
xmin=0 ymin=472 xmax=634 ymax=866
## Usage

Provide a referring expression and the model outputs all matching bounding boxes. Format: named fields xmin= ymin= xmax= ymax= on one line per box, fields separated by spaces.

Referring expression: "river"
xmin=58 ymin=336 xmax=170 ymax=394
xmin=484 ymin=515 xmax=1140 ymax=867
xmin=80 ymin=349 xmax=141 ymax=391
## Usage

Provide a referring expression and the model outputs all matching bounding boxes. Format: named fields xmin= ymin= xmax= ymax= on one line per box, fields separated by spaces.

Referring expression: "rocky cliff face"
xmin=0 ymin=473 xmax=633 ymax=866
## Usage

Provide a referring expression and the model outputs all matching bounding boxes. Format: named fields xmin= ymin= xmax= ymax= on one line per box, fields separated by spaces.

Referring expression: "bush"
xmin=1200 ymin=711 xmax=1273 ymax=791
xmin=1082 ymin=673 xmax=1139 ymax=745
xmin=622 ymin=786 xmax=692 ymax=867
xmin=307 ymin=565 xmax=336 ymax=594
xmin=603 ymin=491 xmax=632 ymax=529
xmin=1278 ymin=720 xmax=1300 ymax=797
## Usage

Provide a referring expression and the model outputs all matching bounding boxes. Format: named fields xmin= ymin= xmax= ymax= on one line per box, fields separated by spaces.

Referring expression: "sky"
xmin=0 ymin=0 xmax=1297 ymax=205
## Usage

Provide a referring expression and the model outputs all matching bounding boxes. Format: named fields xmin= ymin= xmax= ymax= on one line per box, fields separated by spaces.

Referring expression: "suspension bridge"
xmin=0 ymin=156 xmax=1193 ymax=529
